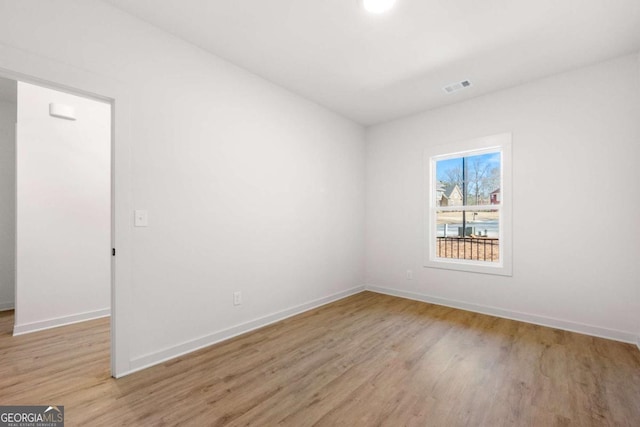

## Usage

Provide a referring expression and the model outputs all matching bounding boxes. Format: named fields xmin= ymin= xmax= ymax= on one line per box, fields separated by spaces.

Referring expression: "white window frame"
xmin=424 ymin=133 xmax=512 ymax=276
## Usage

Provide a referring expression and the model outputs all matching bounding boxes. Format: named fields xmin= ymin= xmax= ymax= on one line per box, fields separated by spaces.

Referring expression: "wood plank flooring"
xmin=1 ymin=291 xmax=639 ymax=426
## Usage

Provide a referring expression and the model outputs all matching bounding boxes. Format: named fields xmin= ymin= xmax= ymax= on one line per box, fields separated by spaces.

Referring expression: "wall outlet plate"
xmin=233 ymin=291 xmax=242 ymax=306
xmin=134 ymin=210 xmax=148 ymax=227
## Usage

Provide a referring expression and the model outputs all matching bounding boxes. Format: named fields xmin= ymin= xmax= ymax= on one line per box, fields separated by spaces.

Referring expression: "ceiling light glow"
xmin=362 ymin=0 xmax=396 ymax=14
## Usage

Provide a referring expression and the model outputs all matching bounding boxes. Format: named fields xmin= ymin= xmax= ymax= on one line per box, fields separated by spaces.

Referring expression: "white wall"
xmin=14 ymin=82 xmax=111 ymax=334
xmin=366 ymin=53 xmax=640 ymax=341
xmin=0 ymin=0 xmax=365 ymax=369
xmin=0 ymin=94 xmax=16 ymax=311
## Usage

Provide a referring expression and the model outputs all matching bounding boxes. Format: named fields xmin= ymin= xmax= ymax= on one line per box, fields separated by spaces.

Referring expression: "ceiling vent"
xmin=443 ymin=80 xmax=472 ymax=94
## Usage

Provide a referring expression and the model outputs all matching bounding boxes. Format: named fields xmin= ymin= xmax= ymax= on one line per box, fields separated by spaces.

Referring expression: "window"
xmin=425 ymin=133 xmax=512 ymax=276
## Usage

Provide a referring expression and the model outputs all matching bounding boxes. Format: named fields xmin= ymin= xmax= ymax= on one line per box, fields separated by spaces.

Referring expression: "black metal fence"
xmin=436 ymin=237 xmax=499 ymax=262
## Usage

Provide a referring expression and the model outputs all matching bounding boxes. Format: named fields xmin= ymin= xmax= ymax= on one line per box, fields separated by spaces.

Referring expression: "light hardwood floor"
xmin=1 ymin=292 xmax=639 ymax=426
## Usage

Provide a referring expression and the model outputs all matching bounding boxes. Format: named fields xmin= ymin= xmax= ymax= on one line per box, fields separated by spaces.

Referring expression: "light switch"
xmin=134 ymin=210 xmax=148 ymax=227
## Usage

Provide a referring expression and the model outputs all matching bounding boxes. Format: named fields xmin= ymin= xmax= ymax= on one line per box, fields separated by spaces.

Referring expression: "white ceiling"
xmin=104 ymin=0 xmax=640 ymax=125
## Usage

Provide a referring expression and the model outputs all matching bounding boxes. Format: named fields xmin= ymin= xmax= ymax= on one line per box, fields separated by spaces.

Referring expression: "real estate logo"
xmin=0 ymin=405 xmax=64 ymax=427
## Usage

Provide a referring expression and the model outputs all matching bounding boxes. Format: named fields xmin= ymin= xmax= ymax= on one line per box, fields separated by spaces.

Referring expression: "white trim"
xmin=13 ymin=308 xmax=110 ymax=336
xmin=424 ymin=133 xmax=512 ymax=276
xmin=0 ymin=301 xmax=15 ymax=311
xmin=636 ymin=335 xmax=640 ymax=352
xmin=366 ymin=285 xmax=637 ymax=344
xmin=123 ymin=286 xmax=365 ymax=377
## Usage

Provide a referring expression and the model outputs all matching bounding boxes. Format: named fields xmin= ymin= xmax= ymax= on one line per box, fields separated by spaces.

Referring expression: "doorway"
xmin=11 ymin=80 xmax=112 ymax=335
xmin=0 ymin=44 xmax=132 ymax=377
xmin=0 ymin=73 xmax=123 ymax=380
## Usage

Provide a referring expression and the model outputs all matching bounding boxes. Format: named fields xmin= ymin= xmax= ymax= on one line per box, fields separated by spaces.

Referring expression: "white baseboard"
xmin=0 ymin=301 xmax=14 ymax=311
xmin=366 ymin=285 xmax=638 ymax=345
xmin=13 ymin=308 xmax=111 ymax=336
xmin=124 ymin=285 xmax=366 ymax=376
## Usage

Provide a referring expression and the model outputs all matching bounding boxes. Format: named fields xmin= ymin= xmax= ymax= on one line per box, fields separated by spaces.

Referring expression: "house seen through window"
xmin=435 ymin=152 xmax=501 ymax=262
xmin=425 ymin=133 xmax=512 ymax=276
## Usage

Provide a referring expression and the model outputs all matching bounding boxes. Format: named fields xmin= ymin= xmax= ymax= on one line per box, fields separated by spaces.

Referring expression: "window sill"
xmin=424 ymin=258 xmax=512 ymax=276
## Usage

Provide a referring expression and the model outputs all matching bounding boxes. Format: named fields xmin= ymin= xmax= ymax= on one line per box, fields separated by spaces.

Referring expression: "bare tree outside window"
xmin=426 ymin=133 xmax=511 ymax=276
xmin=435 ymin=151 xmax=501 ymax=262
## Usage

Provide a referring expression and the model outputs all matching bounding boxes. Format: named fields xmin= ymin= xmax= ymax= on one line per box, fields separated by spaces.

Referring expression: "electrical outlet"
xmin=134 ymin=209 xmax=149 ymax=227
xmin=233 ymin=291 xmax=242 ymax=306
xmin=406 ymin=270 xmax=413 ymax=280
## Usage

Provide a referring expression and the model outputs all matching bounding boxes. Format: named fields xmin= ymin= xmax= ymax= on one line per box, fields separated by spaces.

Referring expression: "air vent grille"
xmin=443 ymin=80 xmax=472 ymax=94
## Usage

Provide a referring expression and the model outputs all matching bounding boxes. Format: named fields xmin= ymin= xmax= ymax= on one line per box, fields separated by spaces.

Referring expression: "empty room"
xmin=0 ymin=0 xmax=639 ymax=426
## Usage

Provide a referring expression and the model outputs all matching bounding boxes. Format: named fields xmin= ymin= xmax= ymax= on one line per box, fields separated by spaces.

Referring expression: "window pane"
xmin=436 ymin=210 xmax=499 ymax=262
xmin=435 ymin=157 xmax=463 ymax=207
xmin=463 ymin=152 xmax=501 ymax=206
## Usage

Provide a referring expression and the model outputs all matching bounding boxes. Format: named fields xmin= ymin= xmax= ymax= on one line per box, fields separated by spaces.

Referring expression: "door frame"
xmin=0 ymin=44 xmax=133 ymax=377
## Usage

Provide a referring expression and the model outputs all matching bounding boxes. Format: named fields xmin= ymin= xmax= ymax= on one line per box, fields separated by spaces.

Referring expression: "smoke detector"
xmin=443 ymin=80 xmax=472 ymax=94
